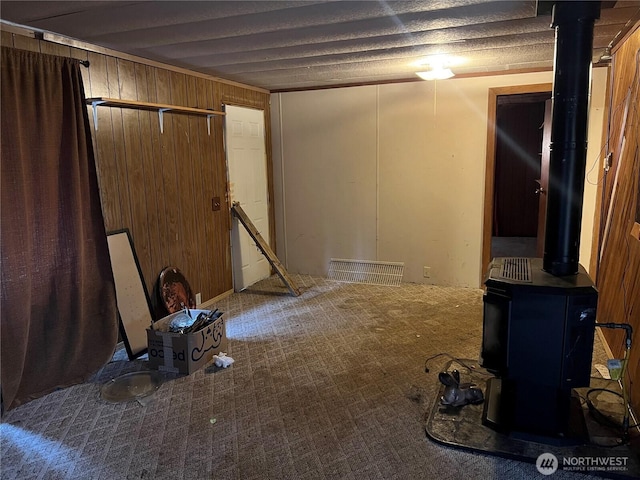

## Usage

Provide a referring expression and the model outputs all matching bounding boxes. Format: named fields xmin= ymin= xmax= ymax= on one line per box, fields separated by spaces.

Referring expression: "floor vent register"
xmin=328 ymin=259 xmax=404 ymax=287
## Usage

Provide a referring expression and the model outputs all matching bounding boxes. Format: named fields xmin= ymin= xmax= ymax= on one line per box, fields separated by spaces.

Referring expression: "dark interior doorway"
xmin=491 ymin=92 xmax=551 ymax=259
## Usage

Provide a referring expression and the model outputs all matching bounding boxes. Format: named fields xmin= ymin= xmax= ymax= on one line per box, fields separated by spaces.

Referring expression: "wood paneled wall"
xmin=594 ymin=25 xmax=640 ymax=416
xmin=1 ymin=30 xmax=273 ymax=308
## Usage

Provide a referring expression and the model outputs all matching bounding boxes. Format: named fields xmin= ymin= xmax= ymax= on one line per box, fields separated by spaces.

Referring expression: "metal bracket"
xmin=158 ymin=108 xmax=170 ymax=134
xmin=90 ymin=100 xmax=107 ymax=131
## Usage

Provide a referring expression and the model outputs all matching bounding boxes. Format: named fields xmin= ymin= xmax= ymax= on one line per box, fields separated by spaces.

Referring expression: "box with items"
xmin=147 ymin=308 xmax=227 ymax=374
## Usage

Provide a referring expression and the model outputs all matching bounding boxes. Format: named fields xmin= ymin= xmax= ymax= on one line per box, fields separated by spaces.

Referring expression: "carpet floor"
xmin=0 ymin=275 xmax=621 ymax=479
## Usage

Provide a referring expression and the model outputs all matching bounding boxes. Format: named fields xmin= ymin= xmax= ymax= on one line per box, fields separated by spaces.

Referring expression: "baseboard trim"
xmin=198 ymin=289 xmax=234 ymax=308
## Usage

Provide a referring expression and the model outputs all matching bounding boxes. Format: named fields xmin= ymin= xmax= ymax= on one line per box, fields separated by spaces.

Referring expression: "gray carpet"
xmin=0 ymin=275 xmax=612 ymax=479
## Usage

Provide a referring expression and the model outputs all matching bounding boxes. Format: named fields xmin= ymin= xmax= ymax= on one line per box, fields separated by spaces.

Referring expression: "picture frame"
xmin=106 ymin=229 xmax=154 ymax=360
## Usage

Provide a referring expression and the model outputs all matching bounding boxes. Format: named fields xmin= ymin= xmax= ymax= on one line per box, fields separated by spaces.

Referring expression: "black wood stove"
xmin=480 ymin=1 xmax=601 ymax=440
xmin=481 ymin=257 xmax=597 ymax=438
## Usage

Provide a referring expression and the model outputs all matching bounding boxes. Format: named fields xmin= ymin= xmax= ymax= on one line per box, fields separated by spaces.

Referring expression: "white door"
xmin=225 ymin=105 xmax=271 ymax=291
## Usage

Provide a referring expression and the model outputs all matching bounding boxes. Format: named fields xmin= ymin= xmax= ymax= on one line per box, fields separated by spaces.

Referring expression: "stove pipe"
xmin=542 ymin=1 xmax=601 ymax=276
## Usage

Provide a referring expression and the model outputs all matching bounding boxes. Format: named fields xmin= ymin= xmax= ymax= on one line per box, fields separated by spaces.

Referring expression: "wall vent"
xmin=328 ymin=259 xmax=404 ymax=287
xmin=498 ymin=257 xmax=532 ymax=282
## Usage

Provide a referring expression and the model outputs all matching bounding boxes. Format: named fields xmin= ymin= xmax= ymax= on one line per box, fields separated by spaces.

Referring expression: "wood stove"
xmin=480 ymin=2 xmax=601 ymax=439
xmin=481 ymin=257 xmax=597 ymax=437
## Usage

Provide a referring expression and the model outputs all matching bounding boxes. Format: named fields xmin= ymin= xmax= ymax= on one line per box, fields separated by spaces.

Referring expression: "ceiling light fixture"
xmin=415 ymin=54 xmax=459 ymax=80
xmin=416 ymin=68 xmax=455 ymax=81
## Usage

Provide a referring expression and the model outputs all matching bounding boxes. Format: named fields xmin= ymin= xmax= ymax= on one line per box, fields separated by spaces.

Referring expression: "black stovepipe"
xmin=543 ymin=1 xmax=601 ymax=276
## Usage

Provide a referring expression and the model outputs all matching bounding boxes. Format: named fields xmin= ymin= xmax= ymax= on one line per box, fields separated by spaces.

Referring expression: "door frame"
xmin=481 ymin=83 xmax=552 ymax=284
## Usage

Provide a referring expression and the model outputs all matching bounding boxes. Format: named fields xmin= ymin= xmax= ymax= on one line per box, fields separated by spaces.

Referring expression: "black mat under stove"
xmin=425 ymin=360 xmax=640 ymax=479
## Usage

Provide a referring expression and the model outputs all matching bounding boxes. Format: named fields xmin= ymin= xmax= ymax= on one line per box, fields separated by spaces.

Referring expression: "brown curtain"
xmin=1 ymin=47 xmax=118 ymax=411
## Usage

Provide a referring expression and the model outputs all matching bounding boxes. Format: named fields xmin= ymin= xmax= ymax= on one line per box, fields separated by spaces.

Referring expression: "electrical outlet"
xmin=423 ymin=266 xmax=431 ymax=278
xmin=196 ymin=292 xmax=202 ymax=305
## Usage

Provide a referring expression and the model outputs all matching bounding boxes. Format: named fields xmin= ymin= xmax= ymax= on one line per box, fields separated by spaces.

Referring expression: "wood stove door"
xmin=536 ymin=99 xmax=552 ymax=257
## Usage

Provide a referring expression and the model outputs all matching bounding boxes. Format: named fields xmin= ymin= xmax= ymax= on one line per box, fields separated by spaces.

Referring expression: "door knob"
xmin=535 ymin=187 xmax=546 ymax=195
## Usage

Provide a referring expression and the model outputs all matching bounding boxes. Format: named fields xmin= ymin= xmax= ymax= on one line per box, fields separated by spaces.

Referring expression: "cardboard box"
xmin=147 ymin=309 xmax=226 ymax=374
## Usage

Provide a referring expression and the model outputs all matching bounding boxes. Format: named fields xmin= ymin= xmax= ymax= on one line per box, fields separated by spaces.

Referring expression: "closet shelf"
xmin=85 ymin=97 xmax=224 ymax=134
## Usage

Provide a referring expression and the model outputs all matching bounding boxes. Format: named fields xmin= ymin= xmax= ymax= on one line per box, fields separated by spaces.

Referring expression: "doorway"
xmin=482 ymin=84 xmax=552 ymax=280
xmin=225 ymin=105 xmax=271 ymax=291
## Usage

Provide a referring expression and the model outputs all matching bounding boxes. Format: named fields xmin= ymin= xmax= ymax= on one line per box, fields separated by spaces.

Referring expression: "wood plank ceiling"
xmin=1 ymin=1 xmax=639 ymax=91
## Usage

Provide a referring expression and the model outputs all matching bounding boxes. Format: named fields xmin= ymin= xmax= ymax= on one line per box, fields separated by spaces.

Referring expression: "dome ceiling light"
xmin=415 ymin=55 xmax=462 ymax=81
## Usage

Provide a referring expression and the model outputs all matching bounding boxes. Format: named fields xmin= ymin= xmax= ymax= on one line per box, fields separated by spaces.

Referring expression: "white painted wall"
xmin=271 ymin=68 xmax=607 ymax=287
